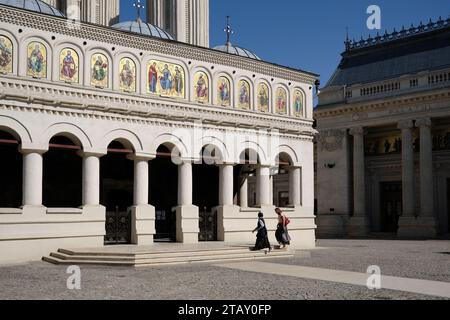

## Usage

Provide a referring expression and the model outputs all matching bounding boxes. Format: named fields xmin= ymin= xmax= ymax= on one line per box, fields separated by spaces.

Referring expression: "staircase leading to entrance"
xmin=43 ymin=245 xmax=293 ymax=267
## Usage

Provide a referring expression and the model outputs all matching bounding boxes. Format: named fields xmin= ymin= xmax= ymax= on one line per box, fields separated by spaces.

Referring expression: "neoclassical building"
xmin=315 ymin=17 xmax=450 ymax=238
xmin=0 ymin=0 xmax=318 ymax=264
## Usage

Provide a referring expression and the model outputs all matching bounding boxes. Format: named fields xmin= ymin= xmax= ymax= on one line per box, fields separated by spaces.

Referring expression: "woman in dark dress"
xmin=252 ymin=212 xmax=271 ymax=251
xmin=275 ymin=208 xmax=291 ymax=248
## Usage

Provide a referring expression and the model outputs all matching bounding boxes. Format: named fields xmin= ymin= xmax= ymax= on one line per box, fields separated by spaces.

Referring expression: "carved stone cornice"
xmin=349 ymin=127 xmax=366 ymax=136
xmin=0 ymin=5 xmax=318 ymax=85
xmin=0 ymin=77 xmax=315 ymax=138
xmin=415 ymin=117 xmax=432 ymax=128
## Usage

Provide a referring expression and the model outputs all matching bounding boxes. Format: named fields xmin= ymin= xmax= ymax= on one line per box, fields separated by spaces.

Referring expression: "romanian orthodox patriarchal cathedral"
xmin=0 ymin=0 xmax=318 ymax=264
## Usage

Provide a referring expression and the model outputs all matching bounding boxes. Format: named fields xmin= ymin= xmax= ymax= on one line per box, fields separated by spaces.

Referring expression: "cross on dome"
xmin=133 ymin=0 xmax=145 ymax=21
xmin=224 ymin=15 xmax=235 ymax=46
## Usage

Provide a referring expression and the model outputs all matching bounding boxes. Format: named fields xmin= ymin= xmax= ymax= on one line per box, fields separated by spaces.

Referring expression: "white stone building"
xmin=315 ymin=18 xmax=450 ymax=238
xmin=0 ymin=0 xmax=318 ymax=264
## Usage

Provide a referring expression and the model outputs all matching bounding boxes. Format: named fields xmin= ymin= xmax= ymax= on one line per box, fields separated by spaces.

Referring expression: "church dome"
xmin=112 ymin=19 xmax=175 ymax=41
xmin=0 ymin=0 xmax=65 ymax=17
xmin=214 ymin=43 xmax=261 ymax=60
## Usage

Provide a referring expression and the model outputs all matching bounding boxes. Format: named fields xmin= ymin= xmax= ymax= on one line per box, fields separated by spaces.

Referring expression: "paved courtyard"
xmin=0 ymin=240 xmax=449 ymax=300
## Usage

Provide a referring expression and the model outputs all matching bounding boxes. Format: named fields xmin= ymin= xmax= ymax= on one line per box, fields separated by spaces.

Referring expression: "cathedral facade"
xmin=315 ymin=18 xmax=450 ymax=238
xmin=0 ymin=0 xmax=317 ymax=264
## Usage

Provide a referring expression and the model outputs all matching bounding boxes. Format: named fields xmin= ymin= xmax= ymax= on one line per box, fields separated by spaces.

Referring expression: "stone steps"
xmin=43 ymin=246 xmax=293 ymax=267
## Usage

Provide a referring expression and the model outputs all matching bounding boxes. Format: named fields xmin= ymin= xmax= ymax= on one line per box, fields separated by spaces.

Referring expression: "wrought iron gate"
xmin=105 ymin=206 xmax=131 ymax=245
xmin=199 ymin=208 xmax=217 ymax=241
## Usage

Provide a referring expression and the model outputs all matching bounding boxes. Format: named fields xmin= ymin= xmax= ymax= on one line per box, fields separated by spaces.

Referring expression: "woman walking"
xmin=275 ymin=208 xmax=291 ymax=248
xmin=252 ymin=212 xmax=271 ymax=252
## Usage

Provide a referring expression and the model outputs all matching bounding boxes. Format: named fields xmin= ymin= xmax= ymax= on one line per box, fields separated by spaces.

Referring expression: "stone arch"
xmin=22 ymin=36 xmax=52 ymax=79
xmin=0 ymin=116 xmax=32 ymax=145
xmin=238 ymin=141 xmax=267 ymax=165
xmin=0 ymin=29 xmax=18 ymax=75
xmin=275 ymin=145 xmax=299 ymax=165
xmin=101 ymin=129 xmax=143 ymax=153
xmin=42 ymin=123 xmax=92 ymax=151
xmin=151 ymin=133 xmax=189 ymax=158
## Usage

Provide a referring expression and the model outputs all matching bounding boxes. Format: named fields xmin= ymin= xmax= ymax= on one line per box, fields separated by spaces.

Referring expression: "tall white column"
xmin=239 ymin=178 xmax=248 ymax=208
xmin=219 ymin=164 xmax=234 ymax=206
xmin=398 ymin=120 xmax=415 ymax=217
xmin=133 ymin=158 xmax=149 ymax=206
xmin=349 ymin=127 xmax=366 ymax=217
xmin=81 ymin=153 xmax=100 ymax=206
xmin=22 ymin=151 xmax=44 ymax=206
xmin=289 ymin=167 xmax=302 ymax=207
xmin=416 ymin=118 xmax=434 ymax=217
xmin=256 ymin=166 xmax=271 ymax=206
xmin=178 ymin=161 xmax=193 ymax=206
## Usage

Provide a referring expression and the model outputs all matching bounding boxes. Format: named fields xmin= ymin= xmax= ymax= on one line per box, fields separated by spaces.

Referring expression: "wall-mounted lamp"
xmin=324 ymin=163 xmax=336 ymax=169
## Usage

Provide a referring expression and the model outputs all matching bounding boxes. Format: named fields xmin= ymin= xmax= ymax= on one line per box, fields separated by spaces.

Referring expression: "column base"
xmin=316 ymin=213 xmax=348 ymax=238
xmin=216 ymin=205 xmax=241 ymax=241
xmin=397 ymin=216 xmax=438 ymax=239
xmin=130 ymin=205 xmax=155 ymax=245
xmin=21 ymin=205 xmax=47 ymax=216
xmin=176 ymin=205 xmax=199 ymax=244
xmin=346 ymin=216 xmax=369 ymax=237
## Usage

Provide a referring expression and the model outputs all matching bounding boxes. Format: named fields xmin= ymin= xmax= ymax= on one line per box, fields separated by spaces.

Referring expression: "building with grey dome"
xmin=0 ymin=0 xmax=318 ymax=264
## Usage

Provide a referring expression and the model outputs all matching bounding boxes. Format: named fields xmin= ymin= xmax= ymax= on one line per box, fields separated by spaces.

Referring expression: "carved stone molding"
xmin=318 ymin=129 xmax=346 ymax=152
xmin=415 ymin=117 xmax=432 ymax=128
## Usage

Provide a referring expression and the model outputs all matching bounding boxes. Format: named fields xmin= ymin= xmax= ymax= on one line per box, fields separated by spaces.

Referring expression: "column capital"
xmin=77 ymin=151 xmax=106 ymax=158
xmin=397 ymin=119 xmax=414 ymax=130
xmin=127 ymin=154 xmax=156 ymax=162
xmin=19 ymin=147 xmax=47 ymax=155
xmin=415 ymin=117 xmax=432 ymax=128
xmin=349 ymin=127 xmax=366 ymax=136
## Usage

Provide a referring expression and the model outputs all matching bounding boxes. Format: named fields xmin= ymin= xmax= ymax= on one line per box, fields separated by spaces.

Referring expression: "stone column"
xmin=176 ymin=161 xmax=199 ymax=243
xmin=80 ymin=153 xmax=101 ymax=206
xmin=22 ymin=150 xmax=44 ymax=207
xmin=133 ymin=158 xmax=149 ymax=206
xmin=239 ymin=178 xmax=248 ymax=208
xmin=219 ymin=164 xmax=234 ymax=206
xmin=289 ymin=167 xmax=302 ymax=207
xmin=347 ymin=127 xmax=368 ymax=235
xmin=256 ymin=166 xmax=271 ymax=206
xmin=399 ymin=120 xmax=415 ymax=217
xmin=415 ymin=118 xmax=437 ymax=237
xmin=127 ymin=155 xmax=155 ymax=245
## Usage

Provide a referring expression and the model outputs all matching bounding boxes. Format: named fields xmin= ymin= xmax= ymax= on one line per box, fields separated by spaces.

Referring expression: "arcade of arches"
xmin=0 ymin=129 xmax=305 ymax=247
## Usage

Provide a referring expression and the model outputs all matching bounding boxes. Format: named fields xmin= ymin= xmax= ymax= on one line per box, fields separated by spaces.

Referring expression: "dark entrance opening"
xmin=150 ymin=145 xmax=177 ymax=242
xmin=380 ymin=182 xmax=402 ymax=233
xmin=0 ymin=130 xmax=22 ymax=208
xmin=43 ymin=136 xmax=82 ymax=208
xmin=447 ymin=179 xmax=450 ymax=233
xmin=194 ymin=147 xmax=219 ymax=241
xmin=101 ymin=141 xmax=133 ymax=245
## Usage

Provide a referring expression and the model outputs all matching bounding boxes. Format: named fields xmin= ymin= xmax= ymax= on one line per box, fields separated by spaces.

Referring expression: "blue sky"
xmin=120 ymin=0 xmax=449 ymax=86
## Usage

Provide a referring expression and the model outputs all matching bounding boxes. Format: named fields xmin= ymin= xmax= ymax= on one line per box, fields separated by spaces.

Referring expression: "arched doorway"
xmin=238 ymin=149 xmax=260 ymax=208
xmin=194 ymin=146 xmax=220 ymax=241
xmin=43 ymin=136 xmax=82 ymax=208
xmin=150 ymin=145 xmax=178 ymax=242
xmin=0 ymin=130 xmax=22 ymax=208
xmin=101 ymin=141 xmax=133 ymax=245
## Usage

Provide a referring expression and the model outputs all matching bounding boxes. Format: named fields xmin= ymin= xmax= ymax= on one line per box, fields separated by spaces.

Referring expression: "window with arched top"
xmin=237 ymin=80 xmax=251 ymax=110
xmin=275 ymin=87 xmax=288 ymax=115
xmin=0 ymin=35 xmax=13 ymax=74
xmin=59 ymin=48 xmax=79 ymax=83
xmin=257 ymin=83 xmax=270 ymax=112
xmin=193 ymin=71 xmax=209 ymax=103
xmin=27 ymin=41 xmax=47 ymax=79
xmin=217 ymin=76 xmax=231 ymax=107
xmin=293 ymin=89 xmax=304 ymax=117
xmin=119 ymin=57 xmax=136 ymax=92
xmin=91 ymin=53 xmax=109 ymax=88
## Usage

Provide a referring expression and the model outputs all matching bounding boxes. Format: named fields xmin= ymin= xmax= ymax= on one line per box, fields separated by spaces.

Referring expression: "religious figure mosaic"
xmin=27 ymin=42 xmax=46 ymax=78
xmin=217 ymin=76 xmax=231 ymax=107
xmin=119 ymin=57 xmax=136 ymax=92
xmin=257 ymin=83 xmax=269 ymax=112
xmin=147 ymin=60 xmax=185 ymax=98
xmin=0 ymin=36 xmax=13 ymax=74
xmin=59 ymin=48 xmax=79 ymax=83
xmin=194 ymin=71 xmax=209 ymax=103
xmin=238 ymin=80 xmax=251 ymax=109
xmin=293 ymin=89 xmax=304 ymax=117
xmin=276 ymin=87 xmax=287 ymax=114
xmin=91 ymin=53 xmax=108 ymax=88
